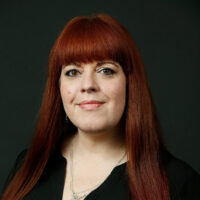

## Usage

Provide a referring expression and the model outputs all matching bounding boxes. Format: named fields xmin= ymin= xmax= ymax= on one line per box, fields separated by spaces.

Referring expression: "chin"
xmin=77 ymin=123 xmax=110 ymax=134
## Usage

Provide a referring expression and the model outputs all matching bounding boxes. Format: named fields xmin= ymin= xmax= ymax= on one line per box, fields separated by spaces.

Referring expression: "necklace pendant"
xmin=71 ymin=193 xmax=79 ymax=200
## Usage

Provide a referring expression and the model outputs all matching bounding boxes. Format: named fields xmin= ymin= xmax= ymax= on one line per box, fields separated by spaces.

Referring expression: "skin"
xmin=59 ymin=59 xmax=127 ymax=164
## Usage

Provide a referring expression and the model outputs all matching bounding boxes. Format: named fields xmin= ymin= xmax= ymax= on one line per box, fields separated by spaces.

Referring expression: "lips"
xmin=79 ymin=100 xmax=105 ymax=105
xmin=78 ymin=100 xmax=105 ymax=110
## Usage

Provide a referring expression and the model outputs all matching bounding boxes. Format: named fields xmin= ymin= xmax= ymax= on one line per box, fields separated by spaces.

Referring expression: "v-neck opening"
xmin=58 ymin=150 xmax=127 ymax=200
xmin=83 ymin=161 xmax=127 ymax=199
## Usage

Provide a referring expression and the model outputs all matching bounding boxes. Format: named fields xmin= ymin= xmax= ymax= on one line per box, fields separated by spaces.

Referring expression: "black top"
xmin=1 ymin=148 xmax=200 ymax=200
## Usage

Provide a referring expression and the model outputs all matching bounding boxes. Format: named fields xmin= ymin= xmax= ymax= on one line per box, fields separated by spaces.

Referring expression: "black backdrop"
xmin=0 ymin=0 xmax=199 ymax=191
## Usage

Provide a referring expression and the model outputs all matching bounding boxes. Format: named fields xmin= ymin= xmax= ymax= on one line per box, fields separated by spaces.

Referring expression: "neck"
xmin=62 ymin=123 xmax=126 ymax=164
xmin=76 ymin=127 xmax=124 ymax=156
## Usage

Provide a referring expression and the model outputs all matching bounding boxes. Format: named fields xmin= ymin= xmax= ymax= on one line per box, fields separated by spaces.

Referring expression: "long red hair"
xmin=2 ymin=13 xmax=170 ymax=200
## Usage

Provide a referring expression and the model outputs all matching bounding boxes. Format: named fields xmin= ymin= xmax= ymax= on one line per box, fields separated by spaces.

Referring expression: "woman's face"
xmin=59 ymin=60 xmax=126 ymax=133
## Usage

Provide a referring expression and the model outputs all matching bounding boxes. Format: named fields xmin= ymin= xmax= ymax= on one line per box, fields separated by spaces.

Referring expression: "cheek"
xmin=113 ymin=77 xmax=126 ymax=97
xmin=60 ymin=84 xmax=73 ymax=104
xmin=66 ymin=90 xmax=72 ymax=95
xmin=113 ymin=86 xmax=126 ymax=103
xmin=103 ymin=79 xmax=126 ymax=102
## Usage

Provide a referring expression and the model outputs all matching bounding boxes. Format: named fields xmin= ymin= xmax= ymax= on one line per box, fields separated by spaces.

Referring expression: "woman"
xmin=1 ymin=13 xmax=200 ymax=200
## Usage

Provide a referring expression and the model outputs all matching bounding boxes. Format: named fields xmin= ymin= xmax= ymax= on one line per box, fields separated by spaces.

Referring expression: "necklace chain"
xmin=69 ymin=140 xmax=127 ymax=200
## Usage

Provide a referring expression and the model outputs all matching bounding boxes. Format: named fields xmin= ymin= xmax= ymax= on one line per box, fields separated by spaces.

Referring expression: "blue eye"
xmin=65 ymin=69 xmax=80 ymax=77
xmin=100 ymin=68 xmax=115 ymax=76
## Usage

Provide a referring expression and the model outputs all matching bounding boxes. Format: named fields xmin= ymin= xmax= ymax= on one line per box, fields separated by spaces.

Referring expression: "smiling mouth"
xmin=78 ymin=103 xmax=104 ymax=110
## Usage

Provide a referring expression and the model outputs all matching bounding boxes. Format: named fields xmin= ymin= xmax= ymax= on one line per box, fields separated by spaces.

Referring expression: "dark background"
xmin=0 ymin=0 xmax=199 ymax=191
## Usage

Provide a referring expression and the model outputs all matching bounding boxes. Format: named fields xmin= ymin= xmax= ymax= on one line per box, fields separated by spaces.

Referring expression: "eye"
xmin=65 ymin=69 xmax=80 ymax=77
xmin=99 ymin=68 xmax=115 ymax=76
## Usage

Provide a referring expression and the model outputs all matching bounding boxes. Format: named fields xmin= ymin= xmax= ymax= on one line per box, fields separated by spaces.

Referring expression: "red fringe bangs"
xmin=54 ymin=17 xmax=130 ymax=69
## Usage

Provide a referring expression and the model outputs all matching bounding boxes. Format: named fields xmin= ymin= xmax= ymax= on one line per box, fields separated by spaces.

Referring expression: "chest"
xmin=61 ymin=163 xmax=116 ymax=200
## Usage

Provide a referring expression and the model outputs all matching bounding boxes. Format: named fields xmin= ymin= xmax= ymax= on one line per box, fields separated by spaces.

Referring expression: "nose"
xmin=81 ymin=72 xmax=99 ymax=93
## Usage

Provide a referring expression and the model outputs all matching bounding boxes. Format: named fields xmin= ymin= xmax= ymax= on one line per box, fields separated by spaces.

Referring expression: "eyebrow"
xmin=63 ymin=60 xmax=120 ymax=68
xmin=97 ymin=61 xmax=120 ymax=68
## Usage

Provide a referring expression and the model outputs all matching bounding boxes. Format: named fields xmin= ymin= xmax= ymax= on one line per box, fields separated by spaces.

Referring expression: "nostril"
xmin=82 ymin=88 xmax=96 ymax=92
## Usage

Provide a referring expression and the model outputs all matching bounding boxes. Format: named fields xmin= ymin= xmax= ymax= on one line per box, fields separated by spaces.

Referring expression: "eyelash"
xmin=64 ymin=68 xmax=116 ymax=77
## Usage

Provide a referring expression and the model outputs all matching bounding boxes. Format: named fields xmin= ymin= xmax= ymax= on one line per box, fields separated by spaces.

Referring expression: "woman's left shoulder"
xmin=162 ymin=150 xmax=200 ymax=199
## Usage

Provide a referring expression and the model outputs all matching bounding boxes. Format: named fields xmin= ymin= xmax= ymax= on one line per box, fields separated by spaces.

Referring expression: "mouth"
xmin=78 ymin=102 xmax=105 ymax=110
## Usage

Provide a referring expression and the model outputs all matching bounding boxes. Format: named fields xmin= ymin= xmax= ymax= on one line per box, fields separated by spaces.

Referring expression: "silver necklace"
xmin=69 ymin=141 xmax=127 ymax=200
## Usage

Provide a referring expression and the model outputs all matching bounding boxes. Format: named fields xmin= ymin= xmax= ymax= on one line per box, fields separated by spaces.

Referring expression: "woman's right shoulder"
xmin=1 ymin=148 xmax=28 ymax=194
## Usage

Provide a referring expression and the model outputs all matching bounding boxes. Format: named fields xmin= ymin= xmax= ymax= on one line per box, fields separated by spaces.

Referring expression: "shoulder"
xmin=162 ymin=150 xmax=200 ymax=199
xmin=1 ymin=148 xmax=28 ymax=194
